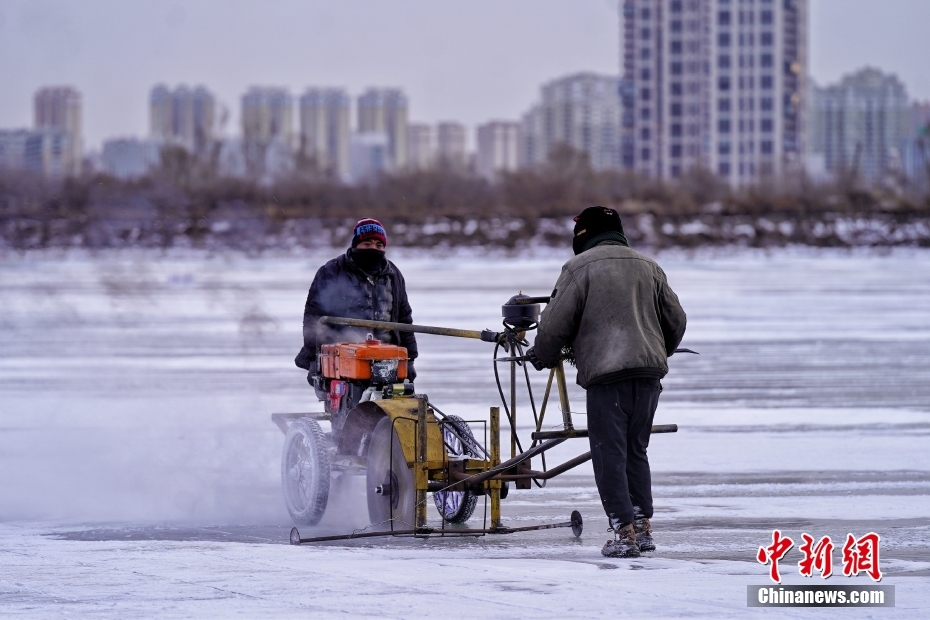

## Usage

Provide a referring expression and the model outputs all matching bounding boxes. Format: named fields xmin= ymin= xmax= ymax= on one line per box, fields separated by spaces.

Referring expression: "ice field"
xmin=1 ymin=247 xmax=929 ymax=618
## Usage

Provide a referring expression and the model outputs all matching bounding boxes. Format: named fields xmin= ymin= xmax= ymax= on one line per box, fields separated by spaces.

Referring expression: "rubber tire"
xmin=433 ymin=414 xmax=479 ymax=524
xmin=366 ymin=416 xmax=416 ymax=529
xmin=281 ymin=417 xmax=331 ymax=526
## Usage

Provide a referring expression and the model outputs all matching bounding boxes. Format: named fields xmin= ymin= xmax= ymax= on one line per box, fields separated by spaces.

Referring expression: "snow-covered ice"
xmin=1 ymin=248 xmax=929 ymax=618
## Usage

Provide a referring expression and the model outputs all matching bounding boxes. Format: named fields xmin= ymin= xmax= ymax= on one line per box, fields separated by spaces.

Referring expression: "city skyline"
xmin=1 ymin=1 xmax=929 ymax=150
xmin=8 ymin=61 xmax=928 ymax=184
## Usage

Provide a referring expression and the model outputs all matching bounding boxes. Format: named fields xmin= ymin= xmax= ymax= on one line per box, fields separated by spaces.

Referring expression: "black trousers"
xmin=586 ymin=378 xmax=662 ymax=525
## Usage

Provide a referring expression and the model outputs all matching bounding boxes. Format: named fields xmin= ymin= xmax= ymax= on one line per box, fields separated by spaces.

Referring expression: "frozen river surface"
xmin=1 ymin=247 xmax=929 ymax=618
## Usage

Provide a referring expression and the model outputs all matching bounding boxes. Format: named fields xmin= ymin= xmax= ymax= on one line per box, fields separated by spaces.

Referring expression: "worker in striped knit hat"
xmin=295 ymin=218 xmax=418 ymax=404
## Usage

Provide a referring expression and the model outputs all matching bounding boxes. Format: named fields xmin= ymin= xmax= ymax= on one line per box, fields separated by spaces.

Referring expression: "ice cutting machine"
xmin=273 ymin=293 xmax=687 ymax=544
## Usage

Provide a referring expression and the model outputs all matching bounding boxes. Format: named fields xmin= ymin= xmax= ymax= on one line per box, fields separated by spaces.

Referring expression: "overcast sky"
xmin=1 ymin=0 xmax=928 ymax=150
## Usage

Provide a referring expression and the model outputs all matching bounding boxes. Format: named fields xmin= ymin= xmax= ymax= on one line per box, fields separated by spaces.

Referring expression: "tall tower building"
xmin=242 ymin=87 xmax=293 ymax=176
xmin=518 ymin=74 xmax=621 ymax=170
xmin=406 ymin=123 xmax=434 ymax=170
xmin=150 ymin=85 xmax=216 ymax=154
xmin=33 ymin=86 xmax=82 ymax=176
xmin=540 ymin=73 xmax=622 ymax=170
xmin=0 ymin=129 xmax=72 ymax=178
xmin=150 ymin=86 xmax=173 ymax=143
xmin=476 ymin=121 xmax=520 ymax=180
xmin=909 ymin=101 xmax=930 ymax=140
xmin=436 ymin=122 xmax=467 ymax=169
xmin=809 ymin=68 xmax=909 ymax=185
xmin=299 ymin=88 xmax=350 ymax=179
xmin=357 ymin=88 xmax=408 ymax=170
xmin=905 ymin=101 xmax=930 ymax=194
xmin=518 ymin=105 xmax=545 ymax=168
xmin=622 ymin=0 xmax=807 ymax=183
xmin=242 ymin=87 xmax=293 ymax=146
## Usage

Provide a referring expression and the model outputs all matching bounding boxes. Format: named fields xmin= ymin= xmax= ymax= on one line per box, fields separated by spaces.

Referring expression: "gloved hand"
xmin=524 ymin=346 xmax=550 ymax=371
xmin=294 ymin=346 xmax=317 ymax=371
xmin=406 ymin=360 xmax=417 ymax=382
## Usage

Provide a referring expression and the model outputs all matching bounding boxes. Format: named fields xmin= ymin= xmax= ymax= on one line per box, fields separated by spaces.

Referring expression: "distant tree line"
xmin=2 ymin=144 xmax=929 ymax=250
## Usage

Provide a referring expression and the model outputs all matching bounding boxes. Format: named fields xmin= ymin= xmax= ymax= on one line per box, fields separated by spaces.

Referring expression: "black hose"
xmin=492 ymin=337 xmax=525 ymax=456
xmin=490 ymin=327 xmax=553 ymax=487
xmin=512 ymin=340 xmax=548 ymax=487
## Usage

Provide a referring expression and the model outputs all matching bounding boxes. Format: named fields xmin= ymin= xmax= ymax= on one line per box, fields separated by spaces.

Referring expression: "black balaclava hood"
xmin=572 ymin=206 xmax=627 ymax=255
xmin=349 ymin=248 xmax=387 ymax=274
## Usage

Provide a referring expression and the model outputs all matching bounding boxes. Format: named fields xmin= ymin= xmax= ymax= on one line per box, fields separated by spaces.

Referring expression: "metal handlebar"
xmin=319 ymin=316 xmax=502 ymax=343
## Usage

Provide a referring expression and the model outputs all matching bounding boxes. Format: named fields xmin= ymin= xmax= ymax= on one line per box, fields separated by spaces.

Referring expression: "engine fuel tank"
xmin=320 ymin=340 xmax=409 ymax=383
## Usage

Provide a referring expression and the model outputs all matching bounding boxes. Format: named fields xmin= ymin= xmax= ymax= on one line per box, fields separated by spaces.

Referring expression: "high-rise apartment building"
xmin=357 ymin=89 xmax=408 ymax=170
xmin=436 ymin=122 xmax=467 ymax=169
xmin=622 ymin=0 xmax=807 ymax=182
xmin=518 ymin=105 xmax=544 ymax=168
xmin=101 ymin=138 xmax=161 ymax=179
xmin=242 ymin=87 xmax=293 ymax=176
xmin=909 ymin=101 xmax=930 ymax=139
xmin=242 ymin=87 xmax=293 ymax=146
xmin=150 ymin=85 xmax=216 ymax=154
xmin=349 ymin=133 xmax=391 ymax=182
xmin=0 ymin=129 xmax=72 ymax=178
xmin=809 ymin=68 xmax=909 ymax=185
xmin=545 ymin=73 xmax=622 ymax=170
xmin=904 ymin=101 xmax=930 ymax=195
xmin=33 ymin=86 xmax=82 ymax=176
xmin=299 ymin=88 xmax=350 ymax=179
xmin=519 ymin=73 xmax=622 ymax=170
xmin=406 ymin=123 xmax=434 ymax=170
xmin=476 ymin=121 xmax=520 ymax=180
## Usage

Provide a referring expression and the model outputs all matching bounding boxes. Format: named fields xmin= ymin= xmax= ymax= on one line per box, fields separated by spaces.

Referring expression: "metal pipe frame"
xmin=290 ymin=512 xmax=581 ymax=545
xmin=319 ymin=316 xmax=496 ymax=341
xmin=489 ymin=406 xmax=501 ymax=529
xmin=499 ymin=451 xmax=592 ymax=480
xmin=531 ymin=424 xmax=679 ymax=441
xmin=415 ymin=396 xmax=429 ymax=531
xmin=450 ymin=423 xmax=679 ymax=486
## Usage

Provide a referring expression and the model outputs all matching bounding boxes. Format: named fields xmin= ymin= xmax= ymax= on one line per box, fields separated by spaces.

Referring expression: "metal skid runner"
xmin=276 ymin=294 xmax=689 ymax=546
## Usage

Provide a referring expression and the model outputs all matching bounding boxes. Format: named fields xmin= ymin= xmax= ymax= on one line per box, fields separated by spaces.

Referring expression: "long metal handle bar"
xmin=292 ymin=528 xmax=419 ymax=544
xmin=291 ymin=518 xmax=579 ymax=545
xmin=319 ymin=316 xmax=500 ymax=342
xmin=320 ymin=316 xmax=696 ymax=355
xmin=499 ymin=349 xmax=697 ymax=365
xmin=532 ymin=423 xmax=678 ymax=441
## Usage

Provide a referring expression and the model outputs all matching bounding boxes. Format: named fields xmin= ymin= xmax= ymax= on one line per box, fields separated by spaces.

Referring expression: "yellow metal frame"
xmin=373 ymin=397 xmax=445 ymax=466
xmin=373 ymin=359 xmax=575 ymax=532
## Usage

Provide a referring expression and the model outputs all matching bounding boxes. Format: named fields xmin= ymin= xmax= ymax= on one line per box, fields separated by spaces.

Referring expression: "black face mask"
xmin=572 ymin=232 xmax=590 ymax=256
xmin=350 ymin=248 xmax=387 ymax=274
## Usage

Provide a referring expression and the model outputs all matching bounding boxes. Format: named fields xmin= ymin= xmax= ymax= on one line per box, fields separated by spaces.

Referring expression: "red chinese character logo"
xmin=757 ymin=529 xmax=794 ymax=583
xmin=798 ymin=533 xmax=834 ymax=578
xmin=842 ymin=532 xmax=882 ymax=582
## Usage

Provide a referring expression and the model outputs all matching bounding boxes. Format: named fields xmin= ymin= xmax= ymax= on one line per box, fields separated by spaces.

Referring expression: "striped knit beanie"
xmin=351 ymin=218 xmax=387 ymax=248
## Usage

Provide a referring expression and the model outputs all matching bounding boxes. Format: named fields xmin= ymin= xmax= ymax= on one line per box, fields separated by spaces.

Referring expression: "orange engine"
xmin=320 ymin=340 xmax=408 ymax=384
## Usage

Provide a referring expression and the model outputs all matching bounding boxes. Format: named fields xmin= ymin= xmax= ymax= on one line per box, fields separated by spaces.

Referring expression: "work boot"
xmin=601 ymin=523 xmax=640 ymax=558
xmin=634 ymin=517 xmax=655 ymax=552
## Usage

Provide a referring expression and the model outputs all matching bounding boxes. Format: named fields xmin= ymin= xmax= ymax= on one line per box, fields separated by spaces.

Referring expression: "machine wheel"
xmin=433 ymin=415 xmax=479 ymax=524
xmin=366 ymin=416 xmax=416 ymax=528
xmin=281 ymin=417 xmax=331 ymax=526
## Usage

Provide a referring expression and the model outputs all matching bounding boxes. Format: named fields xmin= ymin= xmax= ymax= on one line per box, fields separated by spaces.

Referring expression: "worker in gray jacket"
xmin=526 ymin=206 xmax=686 ymax=558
